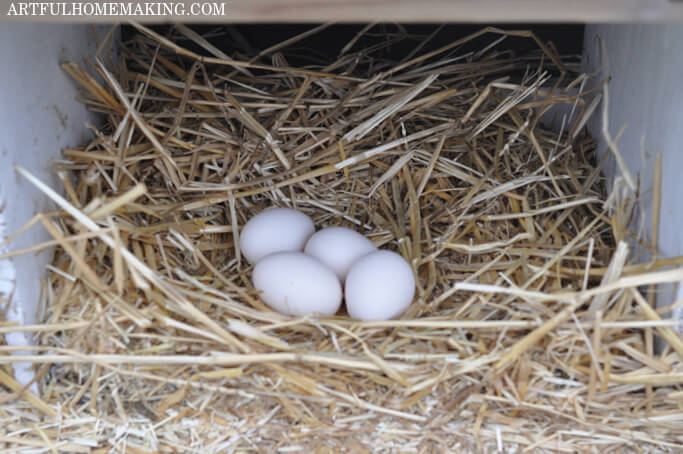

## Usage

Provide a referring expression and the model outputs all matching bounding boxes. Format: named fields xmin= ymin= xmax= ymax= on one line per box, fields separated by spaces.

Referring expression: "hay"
xmin=2 ymin=23 xmax=683 ymax=452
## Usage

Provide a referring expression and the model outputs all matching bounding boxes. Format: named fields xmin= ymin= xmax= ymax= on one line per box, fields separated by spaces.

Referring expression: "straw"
xmin=2 ymin=24 xmax=682 ymax=452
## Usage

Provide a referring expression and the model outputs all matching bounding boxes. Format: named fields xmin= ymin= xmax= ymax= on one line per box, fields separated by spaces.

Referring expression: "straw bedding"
xmin=2 ymin=24 xmax=683 ymax=453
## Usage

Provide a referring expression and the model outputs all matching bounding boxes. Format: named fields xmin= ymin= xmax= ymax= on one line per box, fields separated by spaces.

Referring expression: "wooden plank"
xmin=224 ymin=0 xmax=683 ymax=23
xmin=2 ymin=0 xmax=683 ymax=23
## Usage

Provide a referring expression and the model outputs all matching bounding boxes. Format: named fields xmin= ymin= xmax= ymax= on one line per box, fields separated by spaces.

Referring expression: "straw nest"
xmin=2 ymin=24 xmax=683 ymax=453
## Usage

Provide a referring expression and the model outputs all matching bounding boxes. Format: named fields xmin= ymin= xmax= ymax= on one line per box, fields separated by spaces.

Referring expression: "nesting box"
xmin=1 ymin=18 xmax=683 ymax=453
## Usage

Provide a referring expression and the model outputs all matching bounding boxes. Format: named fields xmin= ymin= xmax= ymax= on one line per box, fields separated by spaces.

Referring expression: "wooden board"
xmin=224 ymin=0 xmax=683 ymax=23
xmin=2 ymin=0 xmax=683 ymax=23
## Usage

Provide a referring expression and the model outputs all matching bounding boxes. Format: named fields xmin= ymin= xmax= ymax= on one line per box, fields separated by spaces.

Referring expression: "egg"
xmin=304 ymin=226 xmax=377 ymax=282
xmin=253 ymin=252 xmax=342 ymax=316
xmin=345 ymin=250 xmax=416 ymax=321
xmin=240 ymin=207 xmax=315 ymax=264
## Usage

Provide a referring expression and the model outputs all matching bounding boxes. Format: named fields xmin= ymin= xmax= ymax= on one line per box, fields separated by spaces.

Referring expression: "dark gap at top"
xmin=122 ymin=23 xmax=585 ymax=72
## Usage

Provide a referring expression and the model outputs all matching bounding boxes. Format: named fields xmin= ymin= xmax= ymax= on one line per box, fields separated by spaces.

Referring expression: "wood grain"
xmin=224 ymin=0 xmax=683 ymax=23
xmin=2 ymin=0 xmax=683 ymax=23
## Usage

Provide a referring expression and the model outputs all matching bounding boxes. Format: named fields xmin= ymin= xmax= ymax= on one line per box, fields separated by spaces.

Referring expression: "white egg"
xmin=304 ymin=226 xmax=376 ymax=282
xmin=240 ymin=207 xmax=315 ymax=264
xmin=253 ymin=252 xmax=342 ymax=316
xmin=345 ymin=250 xmax=416 ymax=321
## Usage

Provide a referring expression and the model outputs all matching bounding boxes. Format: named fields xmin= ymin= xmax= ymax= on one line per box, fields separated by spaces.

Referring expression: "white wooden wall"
xmin=582 ymin=24 xmax=683 ymax=317
xmin=0 ymin=25 xmax=107 ymax=388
